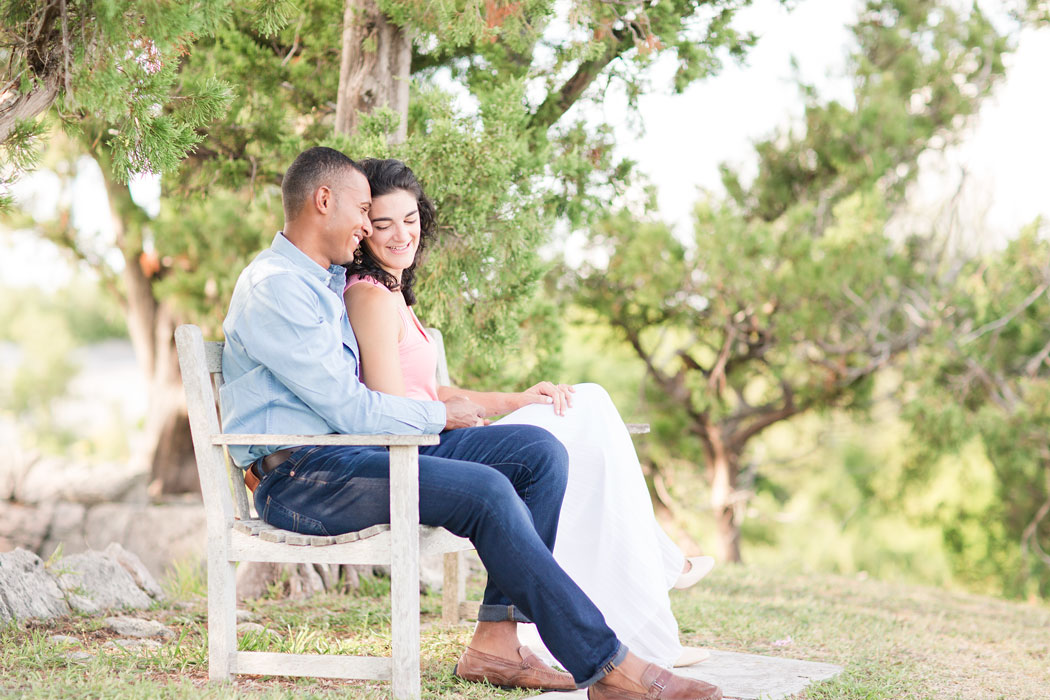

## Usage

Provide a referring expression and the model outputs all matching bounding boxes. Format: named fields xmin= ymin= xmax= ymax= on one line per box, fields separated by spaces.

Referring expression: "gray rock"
xmin=236 ymin=609 xmax=256 ymax=622
xmin=40 ymin=502 xmax=88 ymax=560
xmin=49 ymin=635 xmax=80 ymax=645
xmin=237 ymin=621 xmax=280 ymax=641
xmin=0 ymin=499 xmax=206 ymax=583
xmin=83 ymin=503 xmax=133 ymax=551
xmin=64 ymin=651 xmax=94 ymax=662
xmin=17 ymin=455 xmax=146 ymax=505
xmin=0 ymin=549 xmax=70 ymax=623
xmin=104 ymin=616 xmax=174 ymax=640
xmin=104 ymin=638 xmax=163 ymax=652
xmin=0 ymin=426 xmax=30 ymax=501
xmin=0 ymin=501 xmax=54 ymax=553
xmin=235 ymin=561 xmax=327 ymax=601
xmin=118 ymin=503 xmax=207 ymax=578
xmin=419 ymin=553 xmax=445 ymax=593
xmin=104 ymin=543 xmax=163 ymax=600
xmin=55 ymin=551 xmax=153 ymax=614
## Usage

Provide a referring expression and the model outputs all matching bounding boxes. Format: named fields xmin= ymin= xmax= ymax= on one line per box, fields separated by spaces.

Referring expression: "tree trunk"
xmin=0 ymin=71 xmax=60 ymax=143
xmin=101 ymin=167 xmax=198 ymax=496
xmin=703 ymin=422 xmax=742 ymax=563
xmin=141 ymin=302 xmax=199 ymax=496
xmin=335 ymin=0 xmax=412 ymax=143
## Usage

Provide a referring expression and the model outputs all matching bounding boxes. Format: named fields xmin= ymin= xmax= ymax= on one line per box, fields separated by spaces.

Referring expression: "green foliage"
xmin=570 ymin=0 xmax=1016 ymax=562
xmin=903 ymin=229 xmax=1050 ymax=598
xmin=0 ymin=0 xmax=235 ymax=211
xmin=105 ymin=0 xmax=769 ymax=389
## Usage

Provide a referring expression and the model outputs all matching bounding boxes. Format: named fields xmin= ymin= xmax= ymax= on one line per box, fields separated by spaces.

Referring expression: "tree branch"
xmin=527 ymin=27 xmax=635 ymax=131
xmin=728 ymin=391 xmax=801 ymax=452
xmin=959 ymin=282 xmax=1049 ymax=346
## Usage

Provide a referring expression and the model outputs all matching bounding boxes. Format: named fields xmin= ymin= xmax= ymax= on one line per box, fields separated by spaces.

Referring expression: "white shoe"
xmin=673 ymin=555 xmax=715 ymax=589
xmin=673 ymin=646 xmax=711 ymax=667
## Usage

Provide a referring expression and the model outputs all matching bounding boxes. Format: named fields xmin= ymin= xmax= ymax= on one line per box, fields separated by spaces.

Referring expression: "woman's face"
xmin=364 ymin=188 xmax=420 ymax=276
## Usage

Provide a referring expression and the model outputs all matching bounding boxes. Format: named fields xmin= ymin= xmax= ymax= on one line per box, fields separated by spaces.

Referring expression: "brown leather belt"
xmin=243 ymin=448 xmax=295 ymax=493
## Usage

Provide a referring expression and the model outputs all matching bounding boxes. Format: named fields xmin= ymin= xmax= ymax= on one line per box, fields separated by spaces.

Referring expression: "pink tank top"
xmin=345 ymin=275 xmax=440 ymax=401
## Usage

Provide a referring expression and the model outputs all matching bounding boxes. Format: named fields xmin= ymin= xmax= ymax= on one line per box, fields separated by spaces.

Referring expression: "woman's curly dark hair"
xmin=345 ymin=158 xmax=436 ymax=306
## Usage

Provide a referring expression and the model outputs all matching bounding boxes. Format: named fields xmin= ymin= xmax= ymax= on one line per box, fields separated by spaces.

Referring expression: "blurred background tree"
xmin=571 ymin=0 xmax=1014 ymax=563
xmin=904 ymin=229 xmax=1050 ymax=599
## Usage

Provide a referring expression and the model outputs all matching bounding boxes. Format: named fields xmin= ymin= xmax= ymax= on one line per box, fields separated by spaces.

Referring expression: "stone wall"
xmin=0 ymin=499 xmax=207 ymax=578
xmin=0 ymin=446 xmax=207 ymax=577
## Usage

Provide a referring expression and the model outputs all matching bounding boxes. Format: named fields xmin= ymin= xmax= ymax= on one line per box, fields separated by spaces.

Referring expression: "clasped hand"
xmin=443 ymin=395 xmax=489 ymax=430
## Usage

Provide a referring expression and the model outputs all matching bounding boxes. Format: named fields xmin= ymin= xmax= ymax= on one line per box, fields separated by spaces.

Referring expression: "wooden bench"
xmin=175 ymin=324 xmax=474 ymax=700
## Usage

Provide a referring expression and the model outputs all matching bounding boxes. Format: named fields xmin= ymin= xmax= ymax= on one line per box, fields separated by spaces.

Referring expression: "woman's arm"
xmin=437 ymin=382 xmax=575 ymax=417
xmin=344 ymin=284 xmax=407 ymax=396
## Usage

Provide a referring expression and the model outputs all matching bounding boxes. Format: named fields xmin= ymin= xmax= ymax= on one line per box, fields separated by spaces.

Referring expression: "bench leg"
xmin=442 ymin=552 xmax=465 ymax=625
xmin=390 ymin=446 xmax=421 ymax=700
xmin=208 ymin=551 xmax=237 ymax=681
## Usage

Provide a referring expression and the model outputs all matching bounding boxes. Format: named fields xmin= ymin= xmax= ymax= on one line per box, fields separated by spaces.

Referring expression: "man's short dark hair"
xmin=281 ymin=146 xmax=363 ymax=221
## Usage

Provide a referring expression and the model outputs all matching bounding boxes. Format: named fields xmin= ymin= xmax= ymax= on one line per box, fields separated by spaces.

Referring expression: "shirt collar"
xmin=271 ymin=232 xmax=347 ymax=292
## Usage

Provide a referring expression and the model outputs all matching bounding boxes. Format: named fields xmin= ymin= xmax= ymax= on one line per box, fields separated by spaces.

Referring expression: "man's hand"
xmin=443 ymin=395 xmax=489 ymax=430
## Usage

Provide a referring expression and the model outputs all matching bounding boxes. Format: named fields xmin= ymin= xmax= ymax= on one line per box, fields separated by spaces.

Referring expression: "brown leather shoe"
xmin=588 ymin=662 xmax=722 ymax=700
xmin=454 ymin=645 xmax=576 ymax=691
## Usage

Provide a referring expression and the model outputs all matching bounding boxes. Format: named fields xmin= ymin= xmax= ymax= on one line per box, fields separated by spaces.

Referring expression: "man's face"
xmin=324 ymin=169 xmax=373 ymax=267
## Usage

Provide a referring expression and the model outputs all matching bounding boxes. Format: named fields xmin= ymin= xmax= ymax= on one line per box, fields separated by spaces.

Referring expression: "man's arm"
xmin=235 ymin=274 xmax=445 ymax=435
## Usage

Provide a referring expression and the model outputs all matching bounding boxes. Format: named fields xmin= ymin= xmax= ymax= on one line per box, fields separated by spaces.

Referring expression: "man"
xmin=220 ymin=146 xmax=721 ymax=700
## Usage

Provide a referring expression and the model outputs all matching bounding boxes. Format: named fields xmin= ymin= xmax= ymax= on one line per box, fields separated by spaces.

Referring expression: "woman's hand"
xmin=520 ymin=382 xmax=575 ymax=416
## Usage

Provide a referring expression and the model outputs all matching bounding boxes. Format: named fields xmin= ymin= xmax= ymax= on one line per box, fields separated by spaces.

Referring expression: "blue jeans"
xmin=251 ymin=424 xmax=626 ymax=686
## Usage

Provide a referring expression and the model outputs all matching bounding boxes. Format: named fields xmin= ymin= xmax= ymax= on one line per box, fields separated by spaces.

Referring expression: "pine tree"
xmin=0 ymin=0 xmax=234 ymax=210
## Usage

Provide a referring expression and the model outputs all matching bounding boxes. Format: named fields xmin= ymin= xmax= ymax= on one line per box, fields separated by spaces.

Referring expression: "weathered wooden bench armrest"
xmin=211 ymin=433 xmax=441 ymax=447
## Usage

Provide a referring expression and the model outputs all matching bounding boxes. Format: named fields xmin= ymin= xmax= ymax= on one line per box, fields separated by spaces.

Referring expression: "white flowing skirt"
xmin=493 ymin=383 xmax=685 ymax=667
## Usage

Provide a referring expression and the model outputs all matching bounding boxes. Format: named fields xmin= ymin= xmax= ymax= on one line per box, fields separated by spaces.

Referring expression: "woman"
xmin=344 ymin=158 xmax=714 ymax=668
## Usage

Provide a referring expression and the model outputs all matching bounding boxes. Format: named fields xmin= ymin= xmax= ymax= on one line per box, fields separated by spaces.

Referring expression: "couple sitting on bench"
xmin=220 ymin=146 xmax=721 ymax=700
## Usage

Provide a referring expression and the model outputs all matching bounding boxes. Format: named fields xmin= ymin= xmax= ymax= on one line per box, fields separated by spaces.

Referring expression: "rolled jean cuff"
xmin=576 ymin=642 xmax=628 ymax=689
xmin=477 ymin=604 xmax=532 ymax=623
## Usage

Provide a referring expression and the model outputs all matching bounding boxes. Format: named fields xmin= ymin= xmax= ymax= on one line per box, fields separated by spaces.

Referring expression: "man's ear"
xmin=313 ymin=185 xmax=333 ymax=214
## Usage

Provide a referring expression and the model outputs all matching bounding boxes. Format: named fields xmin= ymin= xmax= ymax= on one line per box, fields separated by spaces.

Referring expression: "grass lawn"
xmin=1 ymin=564 xmax=1047 ymax=699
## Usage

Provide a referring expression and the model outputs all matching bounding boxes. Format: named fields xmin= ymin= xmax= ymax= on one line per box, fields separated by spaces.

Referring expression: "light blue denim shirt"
xmin=220 ymin=232 xmax=446 ymax=467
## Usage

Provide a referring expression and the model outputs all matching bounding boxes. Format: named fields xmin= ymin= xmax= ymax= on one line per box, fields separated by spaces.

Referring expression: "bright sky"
xmin=3 ymin=0 xmax=1048 ymax=287
xmin=603 ymin=0 xmax=1050 ymax=242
